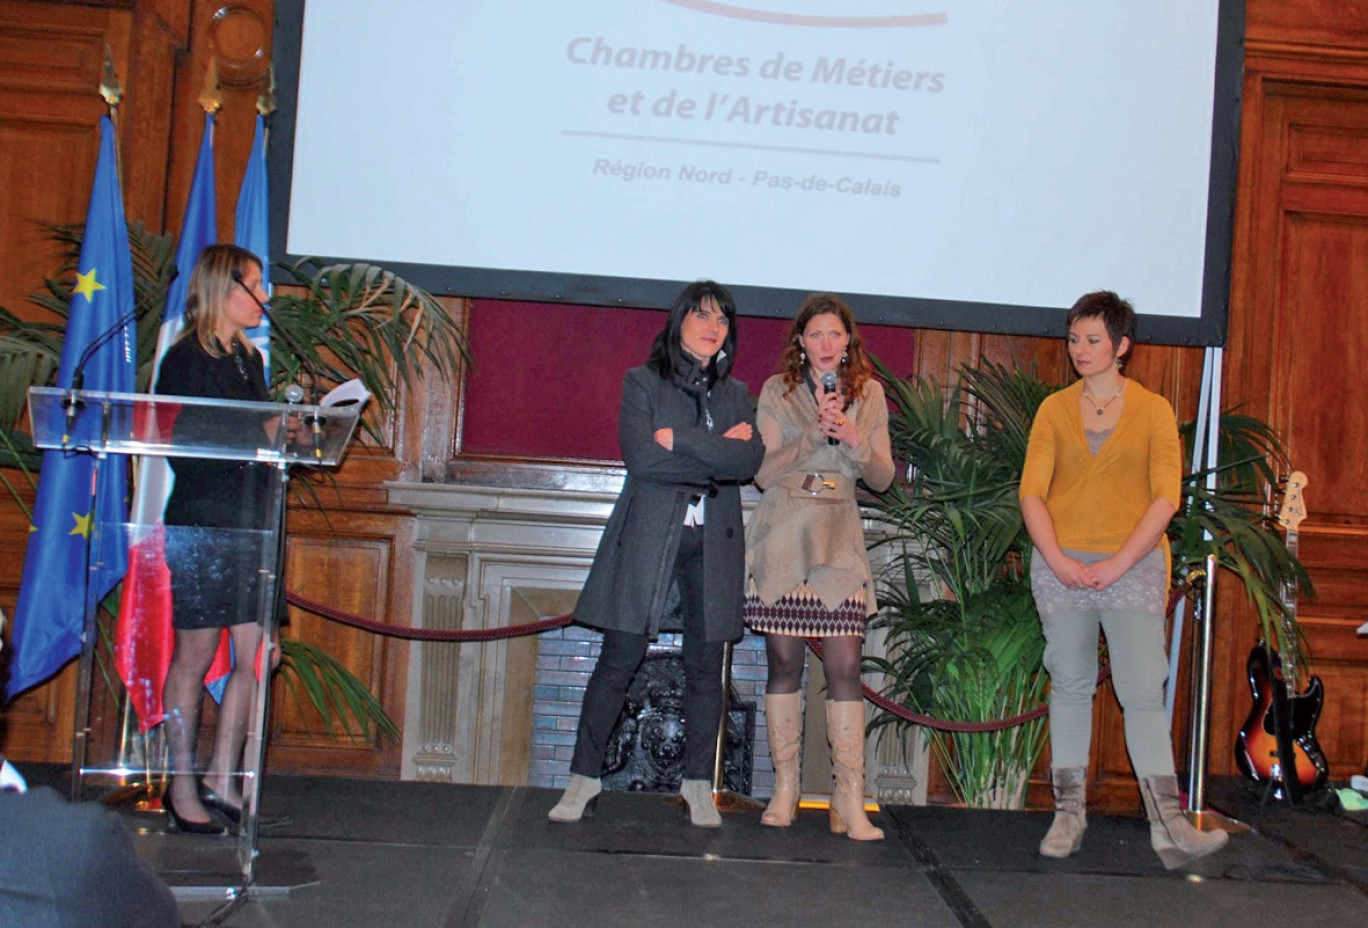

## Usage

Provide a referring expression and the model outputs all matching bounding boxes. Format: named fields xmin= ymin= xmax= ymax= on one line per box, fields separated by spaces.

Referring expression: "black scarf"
xmin=671 ymin=353 xmax=717 ymax=431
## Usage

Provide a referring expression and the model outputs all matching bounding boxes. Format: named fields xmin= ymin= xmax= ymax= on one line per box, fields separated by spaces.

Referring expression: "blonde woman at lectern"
xmin=1020 ymin=290 xmax=1228 ymax=868
xmin=158 ymin=244 xmax=279 ymax=834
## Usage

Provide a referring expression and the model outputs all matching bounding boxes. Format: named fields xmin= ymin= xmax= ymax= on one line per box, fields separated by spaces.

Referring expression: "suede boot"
xmin=1038 ymin=767 xmax=1087 ymax=858
xmin=761 ymin=692 xmax=804 ymax=827
xmin=1138 ymin=775 xmax=1229 ymax=869
xmin=825 ymin=700 xmax=884 ymax=841
xmin=680 ymin=778 xmax=722 ymax=828
xmin=547 ymin=774 xmax=601 ymax=823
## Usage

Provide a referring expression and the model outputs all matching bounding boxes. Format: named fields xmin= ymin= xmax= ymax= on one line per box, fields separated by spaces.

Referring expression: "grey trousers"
xmin=1032 ymin=548 xmax=1176 ymax=778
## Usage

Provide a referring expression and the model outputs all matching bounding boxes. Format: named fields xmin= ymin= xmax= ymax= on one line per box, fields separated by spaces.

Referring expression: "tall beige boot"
xmin=1038 ymin=767 xmax=1087 ymax=858
xmin=761 ymin=692 xmax=803 ymax=827
xmin=1138 ymin=775 xmax=1229 ymax=869
xmin=825 ymin=700 xmax=884 ymax=841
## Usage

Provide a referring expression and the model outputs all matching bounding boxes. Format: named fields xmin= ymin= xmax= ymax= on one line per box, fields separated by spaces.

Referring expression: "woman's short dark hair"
xmin=647 ymin=280 xmax=739 ymax=381
xmin=1066 ymin=290 xmax=1136 ymax=363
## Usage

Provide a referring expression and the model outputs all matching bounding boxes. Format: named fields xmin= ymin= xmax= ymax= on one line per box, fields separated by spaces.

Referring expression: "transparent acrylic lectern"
xmin=27 ymin=385 xmax=362 ymax=901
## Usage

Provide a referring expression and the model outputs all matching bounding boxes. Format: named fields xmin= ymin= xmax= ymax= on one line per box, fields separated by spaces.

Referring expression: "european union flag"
xmin=6 ymin=116 xmax=135 ymax=699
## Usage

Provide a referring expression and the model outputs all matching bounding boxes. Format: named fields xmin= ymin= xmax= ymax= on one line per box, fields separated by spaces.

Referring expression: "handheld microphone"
xmin=821 ymin=371 xmax=839 ymax=446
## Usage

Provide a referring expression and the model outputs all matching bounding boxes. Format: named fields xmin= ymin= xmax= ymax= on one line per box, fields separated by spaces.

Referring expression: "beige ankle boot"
xmin=825 ymin=700 xmax=884 ymax=841
xmin=761 ymin=692 xmax=803 ymax=827
xmin=1138 ymin=775 xmax=1229 ymax=869
xmin=1038 ymin=767 xmax=1087 ymax=858
xmin=548 ymin=774 xmax=601 ymax=823
xmin=680 ymin=778 xmax=722 ymax=828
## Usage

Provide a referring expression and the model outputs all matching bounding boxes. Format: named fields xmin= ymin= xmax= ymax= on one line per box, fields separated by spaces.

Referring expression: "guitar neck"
xmin=1276 ymin=473 xmax=1307 ymax=688
xmin=1279 ymin=530 xmax=1299 ymax=685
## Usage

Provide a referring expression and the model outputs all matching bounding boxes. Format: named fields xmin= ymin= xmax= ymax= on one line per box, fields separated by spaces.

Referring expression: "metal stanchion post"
xmin=1182 ymin=346 xmax=1244 ymax=833
xmin=711 ymin=641 xmax=763 ymax=812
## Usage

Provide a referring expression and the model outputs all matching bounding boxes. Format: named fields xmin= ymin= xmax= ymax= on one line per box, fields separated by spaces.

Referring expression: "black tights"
xmin=764 ymin=633 xmax=864 ymax=702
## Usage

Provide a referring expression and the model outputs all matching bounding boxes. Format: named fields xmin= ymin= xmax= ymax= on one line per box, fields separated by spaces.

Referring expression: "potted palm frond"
xmin=866 ymin=360 xmax=1052 ymax=808
xmin=1 ymin=222 xmax=468 ymax=739
xmin=866 ymin=358 xmax=1310 ymax=809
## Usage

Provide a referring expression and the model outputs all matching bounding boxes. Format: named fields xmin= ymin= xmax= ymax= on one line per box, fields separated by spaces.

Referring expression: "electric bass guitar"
xmin=1234 ymin=470 xmax=1328 ymax=800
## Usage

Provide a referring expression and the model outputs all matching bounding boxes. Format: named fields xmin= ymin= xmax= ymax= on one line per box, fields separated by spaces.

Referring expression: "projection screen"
xmin=271 ymin=1 xmax=1244 ymax=345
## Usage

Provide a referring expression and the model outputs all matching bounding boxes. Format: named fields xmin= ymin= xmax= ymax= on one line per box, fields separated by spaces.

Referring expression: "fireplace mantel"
xmin=387 ymin=473 xmax=926 ymax=803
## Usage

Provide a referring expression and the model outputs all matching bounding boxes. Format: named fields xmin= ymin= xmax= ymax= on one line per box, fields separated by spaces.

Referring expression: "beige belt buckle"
xmin=800 ymin=472 xmax=836 ymax=494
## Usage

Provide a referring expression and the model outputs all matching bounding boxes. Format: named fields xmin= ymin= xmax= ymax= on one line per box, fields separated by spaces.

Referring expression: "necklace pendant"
xmin=1096 ymin=408 xmax=1103 ymax=416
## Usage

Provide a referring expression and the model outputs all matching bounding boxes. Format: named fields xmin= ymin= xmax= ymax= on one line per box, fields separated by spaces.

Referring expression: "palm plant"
xmin=1171 ymin=413 xmax=1312 ymax=663
xmin=866 ymin=359 xmax=1052 ymax=807
xmin=866 ymin=358 xmax=1310 ymax=808
xmin=1 ymin=222 xmax=469 ymax=740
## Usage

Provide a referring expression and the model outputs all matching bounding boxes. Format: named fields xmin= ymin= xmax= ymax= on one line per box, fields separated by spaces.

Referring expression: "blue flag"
xmin=151 ymin=112 xmax=217 ymax=378
xmin=7 ymin=116 xmax=136 ymax=699
xmin=236 ymin=114 xmax=272 ymax=374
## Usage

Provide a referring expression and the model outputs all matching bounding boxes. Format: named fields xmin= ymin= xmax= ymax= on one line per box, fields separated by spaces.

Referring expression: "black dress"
xmin=155 ymin=335 xmax=275 ymax=630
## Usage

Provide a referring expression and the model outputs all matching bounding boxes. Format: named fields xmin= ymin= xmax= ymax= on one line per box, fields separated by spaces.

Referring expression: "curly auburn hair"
xmin=778 ymin=293 xmax=873 ymax=406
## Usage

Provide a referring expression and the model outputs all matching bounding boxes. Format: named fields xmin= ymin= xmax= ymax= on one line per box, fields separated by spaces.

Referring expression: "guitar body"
xmin=1235 ymin=642 xmax=1329 ymax=796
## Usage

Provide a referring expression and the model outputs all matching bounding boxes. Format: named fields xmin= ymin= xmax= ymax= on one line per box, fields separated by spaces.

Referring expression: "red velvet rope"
xmin=285 ymin=591 xmax=573 ymax=641
xmin=284 ymin=587 xmax=1189 ymax=733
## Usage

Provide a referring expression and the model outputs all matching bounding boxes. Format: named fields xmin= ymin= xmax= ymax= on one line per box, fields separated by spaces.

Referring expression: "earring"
xmin=841 ymin=351 xmax=848 ymax=365
xmin=800 ymin=349 xmax=807 ymax=364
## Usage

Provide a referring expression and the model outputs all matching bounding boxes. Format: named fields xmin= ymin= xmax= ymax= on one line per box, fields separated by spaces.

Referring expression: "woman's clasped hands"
xmin=816 ymin=381 xmax=857 ymax=445
xmin=1050 ymin=554 xmax=1127 ymax=592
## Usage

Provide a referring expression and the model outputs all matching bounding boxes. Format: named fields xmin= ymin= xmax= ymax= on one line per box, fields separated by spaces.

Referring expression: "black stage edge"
xmin=10 ymin=764 xmax=1368 ymax=927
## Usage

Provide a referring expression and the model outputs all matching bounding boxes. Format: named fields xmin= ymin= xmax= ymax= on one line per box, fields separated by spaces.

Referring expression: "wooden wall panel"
xmin=267 ymin=510 xmax=413 ymax=777
xmin=1248 ymin=1 xmax=1368 ymax=52
xmin=0 ymin=3 xmax=126 ymax=320
xmin=1216 ymin=58 xmax=1368 ymax=785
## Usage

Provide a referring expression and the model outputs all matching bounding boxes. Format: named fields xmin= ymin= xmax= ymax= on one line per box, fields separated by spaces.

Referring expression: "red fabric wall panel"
xmin=462 ymin=299 xmax=915 ymax=462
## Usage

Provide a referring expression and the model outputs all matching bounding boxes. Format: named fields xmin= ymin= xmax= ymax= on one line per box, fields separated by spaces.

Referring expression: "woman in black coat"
xmin=549 ymin=280 xmax=764 ymax=827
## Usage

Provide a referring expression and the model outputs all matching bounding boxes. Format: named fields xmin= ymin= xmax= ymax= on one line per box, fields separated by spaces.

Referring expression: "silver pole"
xmin=1167 ymin=343 xmax=1217 ymax=723
xmin=1185 ymin=346 xmax=1224 ymax=815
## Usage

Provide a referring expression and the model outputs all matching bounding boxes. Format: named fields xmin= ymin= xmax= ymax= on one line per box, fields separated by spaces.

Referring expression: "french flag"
xmin=114 ymin=113 xmax=228 ymax=729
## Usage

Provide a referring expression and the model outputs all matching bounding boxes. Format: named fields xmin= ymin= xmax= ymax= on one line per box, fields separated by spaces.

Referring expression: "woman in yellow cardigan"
xmin=1020 ymin=291 xmax=1228 ymax=868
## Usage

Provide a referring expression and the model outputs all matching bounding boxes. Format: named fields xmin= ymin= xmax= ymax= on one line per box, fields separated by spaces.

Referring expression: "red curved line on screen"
xmin=659 ymin=0 xmax=947 ymax=29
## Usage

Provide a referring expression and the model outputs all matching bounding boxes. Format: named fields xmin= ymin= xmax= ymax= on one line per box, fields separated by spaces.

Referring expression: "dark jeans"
xmin=570 ymin=526 xmax=725 ymax=781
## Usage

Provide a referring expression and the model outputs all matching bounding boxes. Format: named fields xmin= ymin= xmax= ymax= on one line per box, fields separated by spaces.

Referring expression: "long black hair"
xmin=646 ymin=280 xmax=739 ymax=382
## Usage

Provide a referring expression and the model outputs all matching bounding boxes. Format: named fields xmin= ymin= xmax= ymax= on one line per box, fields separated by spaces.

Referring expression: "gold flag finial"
xmin=198 ymin=56 xmax=222 ymax=115
xmin=257 ymin=64 xmax=277 ymax=117
xmin=99 ymin=45 xmax=123 ymax=107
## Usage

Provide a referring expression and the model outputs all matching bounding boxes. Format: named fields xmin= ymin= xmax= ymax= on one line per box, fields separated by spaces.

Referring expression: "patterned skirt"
xmin=744 ymin=581 xmax=868 ymax=637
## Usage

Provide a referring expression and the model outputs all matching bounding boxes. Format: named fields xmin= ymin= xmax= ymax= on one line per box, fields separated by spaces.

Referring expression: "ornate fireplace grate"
xmin=598 ymin=647 xmax=755 ymax=794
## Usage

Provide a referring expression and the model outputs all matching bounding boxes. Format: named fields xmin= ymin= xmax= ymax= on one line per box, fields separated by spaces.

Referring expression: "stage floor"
xmin=15 ymin=764 xmax=1366 ymax=927
xmin=117 ymin=773 xmax=1367 ymax=928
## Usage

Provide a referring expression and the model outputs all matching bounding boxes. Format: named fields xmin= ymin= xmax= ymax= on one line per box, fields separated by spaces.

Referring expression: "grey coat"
xmin=575 ymin=361 xmax=764 ymax=642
